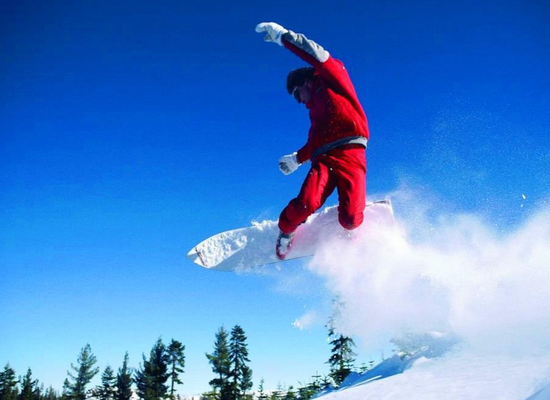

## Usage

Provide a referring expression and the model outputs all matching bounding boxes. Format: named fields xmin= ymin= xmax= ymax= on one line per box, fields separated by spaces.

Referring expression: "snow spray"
xmin=306 ymin=187 xmax=550 ymax=354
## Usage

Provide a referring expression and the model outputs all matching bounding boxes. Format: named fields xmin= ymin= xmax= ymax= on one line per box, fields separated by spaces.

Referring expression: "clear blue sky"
xmin=1 ymin=0 xmax=549 ymax=396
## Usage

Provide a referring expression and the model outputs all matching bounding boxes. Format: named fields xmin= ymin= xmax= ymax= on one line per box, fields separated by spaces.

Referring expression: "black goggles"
xmin=292 ymin=86 xmax=301 ymax=102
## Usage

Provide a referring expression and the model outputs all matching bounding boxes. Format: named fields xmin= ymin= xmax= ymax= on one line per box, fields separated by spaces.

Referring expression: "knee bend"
xmin=339 ymin=212 xmax=364 ymax=231
xmin=294 ymin=197 xmax=320 ymax=215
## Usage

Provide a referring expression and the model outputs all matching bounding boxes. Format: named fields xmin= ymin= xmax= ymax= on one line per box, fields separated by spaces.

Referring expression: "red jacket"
xmin=282 ymin=31 xmax=369 ymax=164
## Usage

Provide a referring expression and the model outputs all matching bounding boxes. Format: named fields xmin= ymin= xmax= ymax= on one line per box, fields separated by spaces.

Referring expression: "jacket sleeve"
xmin=281 ymin=30 xmax=331 ymax=66
xmin=281 ymin=30 xmax=356 ymax=98
xmin=283 ymin=30 xmax=329 ymax=164
xmin=296 ymin=142 xmax=313 ymax=164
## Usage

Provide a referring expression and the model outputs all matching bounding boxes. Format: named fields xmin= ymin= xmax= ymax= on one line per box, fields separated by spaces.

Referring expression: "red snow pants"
xmin=278 ymin=145 xmax=367 ymax=235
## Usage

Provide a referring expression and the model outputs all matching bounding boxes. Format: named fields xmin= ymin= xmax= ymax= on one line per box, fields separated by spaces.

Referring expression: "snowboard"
xmin=186 ymin=200 xmax=394 ymax=271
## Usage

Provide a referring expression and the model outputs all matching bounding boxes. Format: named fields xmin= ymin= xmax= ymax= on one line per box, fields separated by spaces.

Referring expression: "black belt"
xmin=311 ymin=136 xmax=367 ymax=159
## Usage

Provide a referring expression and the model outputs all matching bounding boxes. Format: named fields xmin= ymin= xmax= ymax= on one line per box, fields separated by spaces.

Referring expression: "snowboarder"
xmin=255 ymin=22 xmax=369 ymax=260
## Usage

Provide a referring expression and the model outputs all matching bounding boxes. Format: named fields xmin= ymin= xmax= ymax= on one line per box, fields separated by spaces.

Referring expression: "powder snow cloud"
xmin=305 ymin=187 xmax=550 ymax=353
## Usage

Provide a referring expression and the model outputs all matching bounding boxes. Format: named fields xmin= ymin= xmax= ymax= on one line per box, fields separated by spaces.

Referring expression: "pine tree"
xmin=199 ymin=390 xmax=217 ymax=400
xmin=257 ymin=379 xmax=268 ymax=400
xmin=228 ymin=325 xmax=253 ymax=400
xmin=116 ymin=353 xmax=132 ymax=400
xmin=135 ymin=339 xmax=169 ymax=400
xmin=167 ymin=340 xmax=185 ymax=400
xmin=61 ymin=379 xmax=70 ymax=400
xmin=358 ymin=360 xmax=375 ymax=373
xmin=326 ymin=322 xmax=356 ymax=387
xmin=268 ymin=391 xmax=279 ymax=400
xmin=296 ymin=383 xmax=315 ymax=400
xmin=0 ymin=364 xmax=19 ymax=400
xmin=65 ymin=344 xmax=99 ymax=400
xmin=36 ymin=385 xmax=45 ymax=400
xmin=18 ymin=369 xmax=39 ymax=400
xmin=206 ymin=327 xmax=231 ymax=399
xmin=238 ymin=368 xmax=252 ymax=400
xmin=269 ymin=383 xmax=284 ymax=400
xmin=41 ymin=387 xmax=58 ymax=400
xmin=283 ymin=386 xmax=296 ymax=400
xmin=92 ymin=366 xmax=116 ymax=400
xmin=308 ymin=373 xmax=321 ymax=393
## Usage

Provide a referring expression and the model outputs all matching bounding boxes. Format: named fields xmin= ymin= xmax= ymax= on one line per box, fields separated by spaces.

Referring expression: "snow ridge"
xmin=315 ymin=333 xmax=550 ymax=400
xmin=318 ymin=332 xmax=459 ymax=397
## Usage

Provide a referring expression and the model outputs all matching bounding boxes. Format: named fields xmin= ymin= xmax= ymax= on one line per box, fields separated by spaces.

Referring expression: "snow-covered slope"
xmin=316 ymin=334 xmax=550 ymax=400
xmin=528 ymin=384 xmax=550 ymax=400
xmin=318 ymin=349 xmax=550 ymax=400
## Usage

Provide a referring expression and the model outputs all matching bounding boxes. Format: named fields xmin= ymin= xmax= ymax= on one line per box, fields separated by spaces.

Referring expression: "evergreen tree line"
xmin=0 ymin=338 xmax=185 ymax=400
xmin=1 ymin=322 xmax=367 ymax=400
xmin=0 ymin=364 xmax=58 ymax=400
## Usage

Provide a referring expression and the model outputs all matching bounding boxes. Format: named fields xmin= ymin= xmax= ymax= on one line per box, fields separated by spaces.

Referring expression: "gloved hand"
xmin=279 ymin=152 xmax=300 ymax=175
xmin=255 ymin=22 xmax=288 ymax=46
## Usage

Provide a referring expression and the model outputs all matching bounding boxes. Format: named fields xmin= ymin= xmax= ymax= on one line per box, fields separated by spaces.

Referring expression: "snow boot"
xmin=276 ymin=231 xmax=295 ymax=260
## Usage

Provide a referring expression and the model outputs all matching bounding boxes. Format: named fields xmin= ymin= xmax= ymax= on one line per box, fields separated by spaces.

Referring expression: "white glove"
xmin=255 ymin=22 xmax=288 ymax=46
xmin=279 ymin=152 xmax=300 ymax=175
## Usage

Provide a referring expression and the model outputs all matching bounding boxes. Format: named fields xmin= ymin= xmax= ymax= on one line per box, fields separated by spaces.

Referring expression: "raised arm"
xmin=256 ymin=22 xmax=362 ymax=111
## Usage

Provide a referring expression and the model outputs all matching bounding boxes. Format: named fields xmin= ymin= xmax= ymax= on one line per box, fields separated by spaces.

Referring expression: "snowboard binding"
xmin=276 ymin=231 xmax=295 ymax=260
